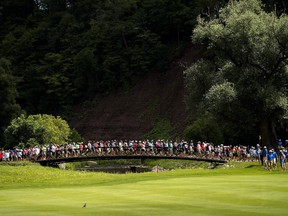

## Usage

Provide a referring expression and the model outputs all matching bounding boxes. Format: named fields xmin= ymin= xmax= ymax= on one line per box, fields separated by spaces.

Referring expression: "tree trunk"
xmin=121 ymin=31 xmax=128 ymax=49
xmin=260 ymin=118 xmax=277 ymax=150
xmin=177 ymin=27 xmax=180 ymax=46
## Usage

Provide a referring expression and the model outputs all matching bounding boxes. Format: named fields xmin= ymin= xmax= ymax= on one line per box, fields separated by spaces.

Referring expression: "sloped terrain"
xmin=69 ymin=46 xmax=201 ymax=140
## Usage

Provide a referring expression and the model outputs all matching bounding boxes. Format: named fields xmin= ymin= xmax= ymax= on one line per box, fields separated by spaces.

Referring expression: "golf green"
xmin=0 ymin=162 xmax=287 ymax=216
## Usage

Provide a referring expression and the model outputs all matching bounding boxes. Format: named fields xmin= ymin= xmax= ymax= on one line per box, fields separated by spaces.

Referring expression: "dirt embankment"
xmin=69 ymin=46 xmax=201 ymax=140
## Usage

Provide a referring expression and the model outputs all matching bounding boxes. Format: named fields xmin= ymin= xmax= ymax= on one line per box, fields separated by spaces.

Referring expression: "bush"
xmin=183 ymin=116 xmax=223 ymax=144
xmin=4 ymin=114 xmax=71 ymax=148
xmin=68 ymin=128 xmax=84 ymax=143
xmin=141 ymin=119 xmax=174 ymax=140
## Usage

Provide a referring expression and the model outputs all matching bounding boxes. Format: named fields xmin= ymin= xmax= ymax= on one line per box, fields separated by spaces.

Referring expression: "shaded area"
xmin=77 ymin=165 xmax=151 ymax=174
xmin=69 ymin=46 xmax=201 ymax=140
xmin=35 ymin=154 xmax=227 ymax=167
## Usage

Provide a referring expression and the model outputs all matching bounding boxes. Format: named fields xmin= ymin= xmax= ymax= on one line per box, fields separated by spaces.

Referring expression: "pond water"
xmin=76 ymin=165 xmax=152 ymax=174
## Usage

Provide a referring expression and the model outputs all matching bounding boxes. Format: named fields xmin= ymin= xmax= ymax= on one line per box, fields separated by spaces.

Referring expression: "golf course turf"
xmin=0 ymin=161 xmax=287 ymax=216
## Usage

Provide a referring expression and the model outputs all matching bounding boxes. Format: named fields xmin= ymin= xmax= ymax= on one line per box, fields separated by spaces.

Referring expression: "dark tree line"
xmin=0 ymin=0 xmax=200 ymax=113
xmin=0 ymin=0 xmax=286 ymax=146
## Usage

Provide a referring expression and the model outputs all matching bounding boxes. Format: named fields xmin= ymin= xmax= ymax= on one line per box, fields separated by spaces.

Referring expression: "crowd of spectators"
xmin=259 ymin=141 xmax=287 ymax=172
xmin=0 ymin=139 xmax=287 ymax=171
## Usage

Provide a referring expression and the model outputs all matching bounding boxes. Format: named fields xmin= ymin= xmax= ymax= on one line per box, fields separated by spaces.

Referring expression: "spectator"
xmin=261 ymin=146 xmax=268 ymax=167
xmin=272 ymin=149 xmax=277 ymax=169
xmin=0 ymin=149 xmax=3 ymax=161
xmin=278 ymin=139 xmax=283 ymax=148
xmin=279 ymin=147 xmax=286 ymax=172
xmin=267 ymin=150 xmax=274 ymax=171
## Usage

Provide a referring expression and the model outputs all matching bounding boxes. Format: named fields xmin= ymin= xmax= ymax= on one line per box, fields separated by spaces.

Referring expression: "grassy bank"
xmin=0 ymin=161 xmax=287 ymax=216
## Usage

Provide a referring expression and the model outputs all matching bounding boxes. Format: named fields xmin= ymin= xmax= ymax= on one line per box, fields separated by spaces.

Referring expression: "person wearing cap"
xmin=267 ymin=150 xmax=274 ymax=171
xmin=278 ymin=139 xmax=283 ymax=148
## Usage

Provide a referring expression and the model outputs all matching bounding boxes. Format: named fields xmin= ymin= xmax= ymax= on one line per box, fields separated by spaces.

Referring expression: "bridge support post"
xmin=130 ymin=166 xmax=136 ymax=173
xmin=39 ymin=161 xmax=48 ymax=166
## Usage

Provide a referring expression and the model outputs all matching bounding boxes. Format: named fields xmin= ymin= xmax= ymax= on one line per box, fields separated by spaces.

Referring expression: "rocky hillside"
xmin=69 ymin=46 xmax=201 ymax=140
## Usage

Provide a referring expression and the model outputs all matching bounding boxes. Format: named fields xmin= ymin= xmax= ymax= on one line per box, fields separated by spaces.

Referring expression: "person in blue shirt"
xmin=267 ymin=150 xmax=274 ymax=171
xmin=278 ymin=139 xmax=283 ymax=148
xmin=261 ymin=146 xmax=268 ymax=168
xmin=272 ymin=149 xmax=277 ymax=169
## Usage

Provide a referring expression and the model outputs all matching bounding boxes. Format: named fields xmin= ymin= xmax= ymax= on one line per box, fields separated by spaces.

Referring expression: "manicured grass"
xmin=0 ymin=161 xmax=287 ymax=216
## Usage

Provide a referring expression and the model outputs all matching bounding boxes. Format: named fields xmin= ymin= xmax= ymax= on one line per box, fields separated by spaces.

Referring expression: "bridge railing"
xmin=33 ymin=146 xmax=228 ymax=162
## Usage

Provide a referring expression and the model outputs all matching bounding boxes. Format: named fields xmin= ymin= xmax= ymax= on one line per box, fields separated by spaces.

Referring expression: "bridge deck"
xmin=36 ymin=155 xmax=227 ymax=166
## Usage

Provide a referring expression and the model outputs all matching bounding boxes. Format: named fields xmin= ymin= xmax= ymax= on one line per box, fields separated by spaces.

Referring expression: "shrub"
xmin=184 ymin=116 xmax=223 ymax=144
xmin=4 ymin=114 xmax=71 ymax=148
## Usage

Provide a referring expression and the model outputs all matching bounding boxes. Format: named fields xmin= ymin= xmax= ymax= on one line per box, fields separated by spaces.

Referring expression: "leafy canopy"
xmin=0 ymin=58 xmax=21 ymax=146
xmin=185 ymin=0 xmax=288 ymax=146
xmin=4 ymin=114 xmax=70 ymax=148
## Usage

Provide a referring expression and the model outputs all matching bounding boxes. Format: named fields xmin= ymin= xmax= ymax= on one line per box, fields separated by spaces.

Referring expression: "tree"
xmin=262 ymin=0 xmax=287 ymax=15
xmin=185 ymin=0 xmax=288 ymax=149
xmin=34 ymin=0 xmax=67 ymax=12
xmin=0 ymin=0 xmax=36 ymax=44
xmin=4 ymin=114 xmax=70 ymax=148
xmin=183 ymin=115 xmax=223 ymax=145
xmin=0 ymin=58 xmax=21 ymax=147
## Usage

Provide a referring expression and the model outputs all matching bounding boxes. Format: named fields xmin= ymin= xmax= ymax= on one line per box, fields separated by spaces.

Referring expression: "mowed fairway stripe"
xmin=1 ymin=174 xmax=287 ymax=216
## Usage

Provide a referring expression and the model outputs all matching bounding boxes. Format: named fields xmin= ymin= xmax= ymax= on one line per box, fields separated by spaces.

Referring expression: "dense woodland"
xmin=0 ymin=0 xmax=287 ymax=148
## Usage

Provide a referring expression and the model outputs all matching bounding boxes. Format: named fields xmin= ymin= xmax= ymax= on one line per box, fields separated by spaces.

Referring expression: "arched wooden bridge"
xmin=35 ymin=155 xmax=227 ymax=167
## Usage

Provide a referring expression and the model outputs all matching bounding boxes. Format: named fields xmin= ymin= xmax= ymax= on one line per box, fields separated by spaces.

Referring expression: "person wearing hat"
xmin=267 ymin=150 xmax=274 ymax=171
xmin=278 ymin=139 xmax=283 ymax=148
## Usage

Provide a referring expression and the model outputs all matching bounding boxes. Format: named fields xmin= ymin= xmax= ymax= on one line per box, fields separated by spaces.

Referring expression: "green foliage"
xmin=66 ymin=159 xmax=211 ymax=171
xmin=143 ymin=159 xmax=211 ymax=169
xmin=65 ymin=161 xmax=89 ymax=170
xmin=0 ymin=58 xmax=21 ymax=147
xmin=68 ymin=128 xmax=84 ymax=143
xmin=0 ymin=160 xmax=38 ymax=167
xmin=0 ymin=0 xmax=224 ymax=116
xmin=4 ymin=114 xmax=70 ymax=148
xmin=1 ymin=0 xmax=285 ymax=145
xmin=141 ymin=119 xmax=174 ymax=140
xmin=185 ymin=0 xmax=288 ymax=147
xmin=183 ymin=115 xmax=223 ymax=144
xmin=262 ymin=0 xmax=287 ymax=15
xmin=204 ymin=82 xmax=237 ymax=113
xmin=184 ymin=60 xmax=219 ymax=111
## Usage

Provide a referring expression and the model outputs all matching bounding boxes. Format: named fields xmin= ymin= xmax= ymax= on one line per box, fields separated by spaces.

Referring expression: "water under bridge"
xmin=35 ymin=155 xmax=227 ymax=167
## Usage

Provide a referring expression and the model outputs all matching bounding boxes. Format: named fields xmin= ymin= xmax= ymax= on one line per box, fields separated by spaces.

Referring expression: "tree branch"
xmin=272 ymin=54 xmax=288 ymax=72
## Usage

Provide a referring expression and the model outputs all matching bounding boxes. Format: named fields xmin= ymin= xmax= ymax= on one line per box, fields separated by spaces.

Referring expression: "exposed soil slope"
xmin=69 ymin=46 xmax=200 ymax=140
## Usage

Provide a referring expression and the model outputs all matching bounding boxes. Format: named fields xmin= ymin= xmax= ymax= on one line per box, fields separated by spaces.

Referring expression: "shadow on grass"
xmin=245 ymin=165 xmax=259 ymax=168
